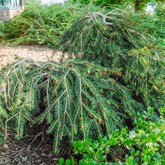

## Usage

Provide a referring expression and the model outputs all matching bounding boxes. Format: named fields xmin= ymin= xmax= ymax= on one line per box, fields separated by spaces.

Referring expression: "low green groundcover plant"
xmin=58 ymin=106 xmax=165 ymax=165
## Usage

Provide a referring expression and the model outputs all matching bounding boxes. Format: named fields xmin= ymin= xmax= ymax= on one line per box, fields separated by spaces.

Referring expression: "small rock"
xmin=22 ymin=156 xmax=28 ymax=162
xmin=1 ymin=152 xmax=5 ymax=155
xmin=3 ymin=144 xmax=9 ymax=149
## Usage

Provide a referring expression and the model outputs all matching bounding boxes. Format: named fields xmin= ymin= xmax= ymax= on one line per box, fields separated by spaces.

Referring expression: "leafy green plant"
xmin=58 ymin=106 xmax=165 ymax=164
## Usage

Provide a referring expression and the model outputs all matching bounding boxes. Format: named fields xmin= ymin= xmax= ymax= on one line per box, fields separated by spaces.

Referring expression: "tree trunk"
xmin=135 ymin=0 xmax=140 ymax=11
xmin=20 ymin=0 xmax=24 ymax=9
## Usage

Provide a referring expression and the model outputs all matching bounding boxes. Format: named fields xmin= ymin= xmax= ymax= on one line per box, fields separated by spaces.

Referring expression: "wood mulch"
xmin=0 ymin=135 xmax=58 ymax=165
xmin=0 ymin=43 xmax=68 ymax=70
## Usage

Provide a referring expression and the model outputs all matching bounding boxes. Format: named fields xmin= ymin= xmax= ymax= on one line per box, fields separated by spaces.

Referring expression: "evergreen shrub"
xmin=0 ymin=1 xmax=164 ymax=157
xmin=0 ymin=60 xmax=147 ymax=153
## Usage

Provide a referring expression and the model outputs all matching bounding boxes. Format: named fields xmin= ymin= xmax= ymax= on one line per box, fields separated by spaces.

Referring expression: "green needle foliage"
xmin=0 ymin=61 xmax=40 ymax=140
xmin=60 ymin=9 xmax=150 ymax=64
xmin=60 ymin=10 xmax=165 ymax=111
xmin=129 ymin=5 xmax=165 ymax=47
xmin=0 ymin=2 xmax=80 ymax=46
xmin=0 ymin=60 xmax=146 ymax=153
xmin=0 ymin=2 xmax=105 ymax=47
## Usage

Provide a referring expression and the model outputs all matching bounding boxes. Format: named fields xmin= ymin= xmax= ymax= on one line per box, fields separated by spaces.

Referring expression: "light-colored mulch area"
xmin=0 ymin=44 xmax=68 ymax=70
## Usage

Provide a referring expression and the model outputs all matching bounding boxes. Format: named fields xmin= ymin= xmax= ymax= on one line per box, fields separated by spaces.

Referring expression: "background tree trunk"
xmin=20 ymin=0 xmax=24 ymax=9
xmin=135 ymin=0 xmax=140 ymax=11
